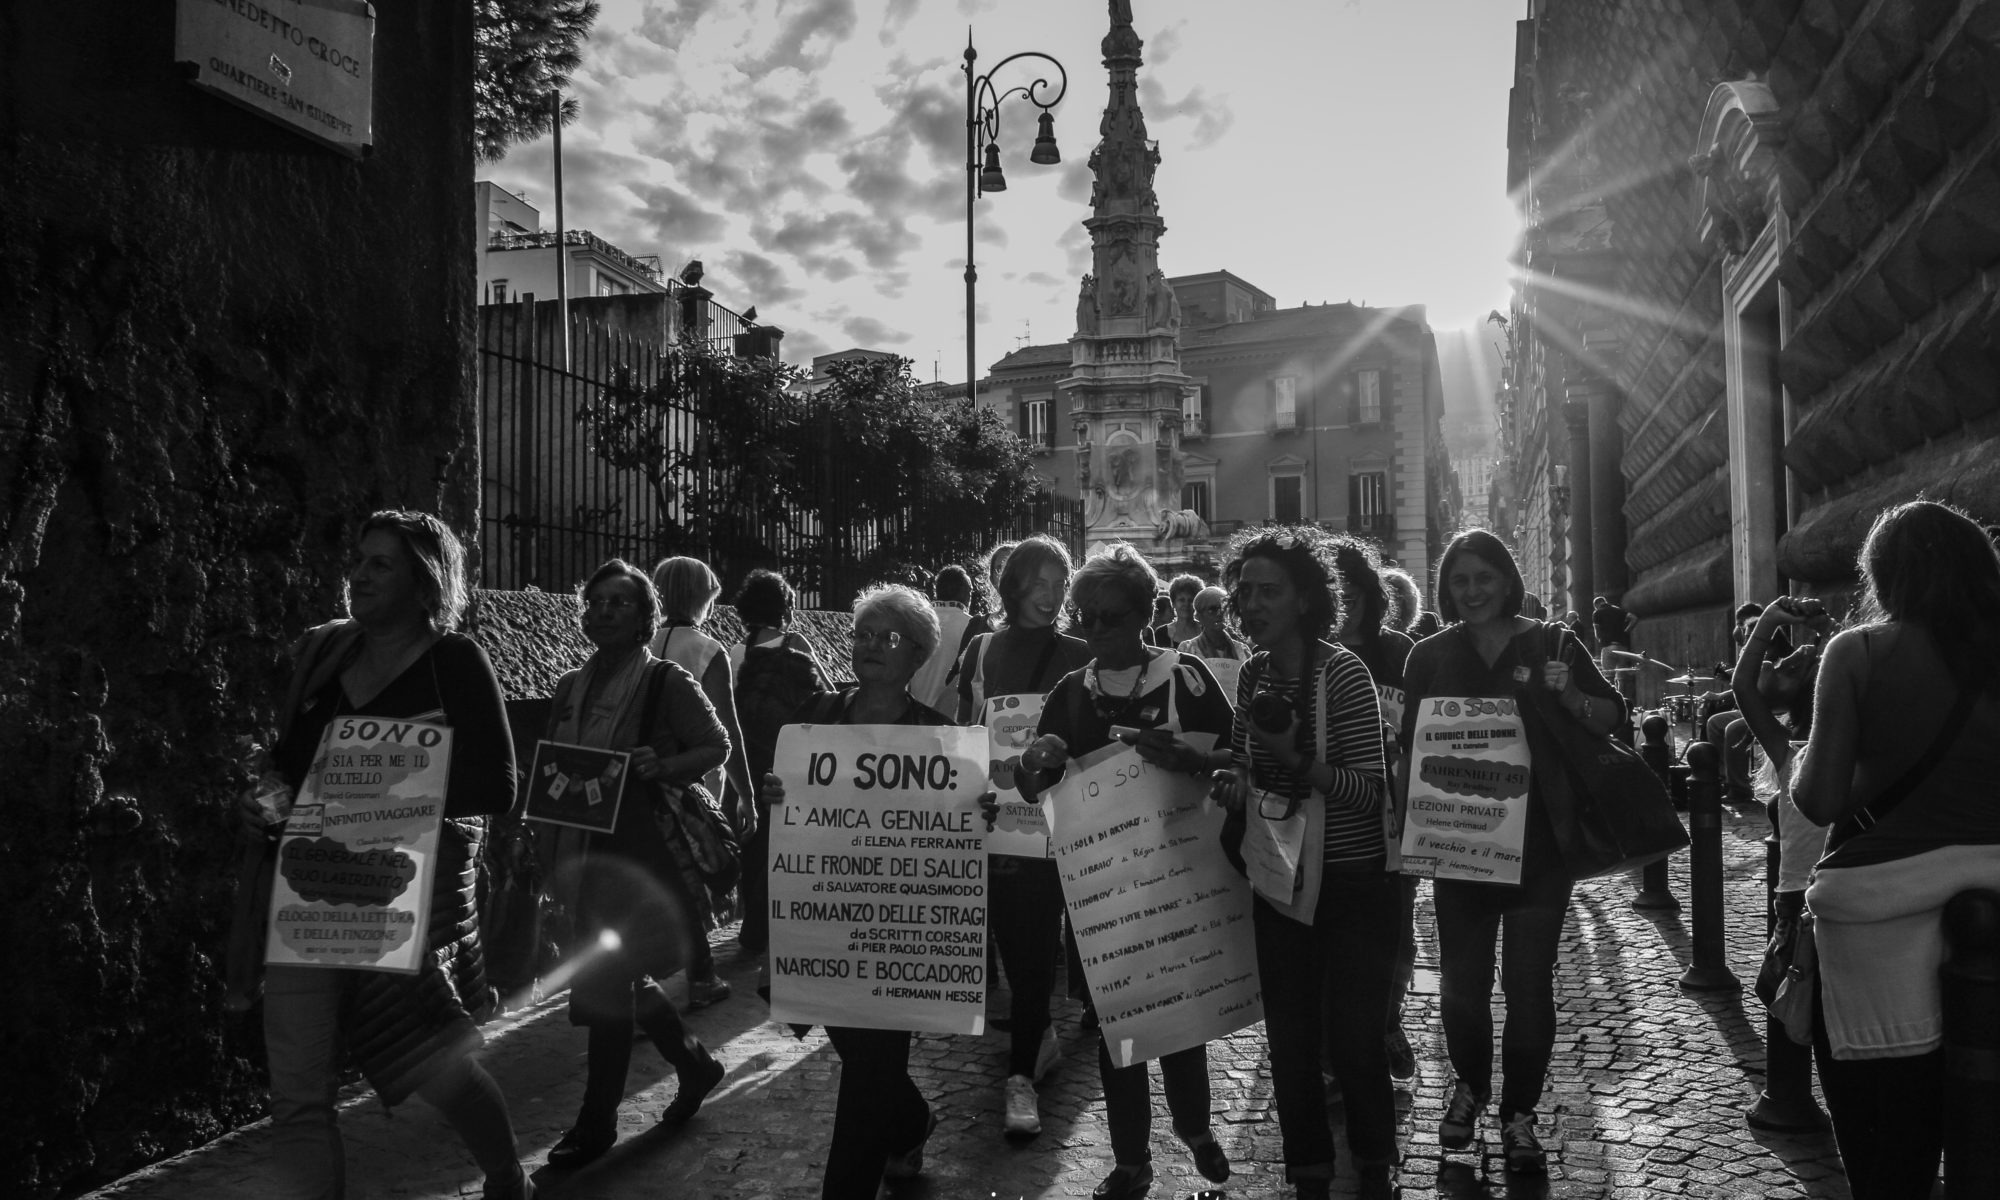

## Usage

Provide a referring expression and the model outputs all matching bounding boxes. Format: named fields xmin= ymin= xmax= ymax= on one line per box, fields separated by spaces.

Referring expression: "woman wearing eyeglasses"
xmin=1013 ymin=543 xmax=1236 ymax=1200
xmin=1206 ymin=526 xmax=1396 ymax=1200
xmin=760 ymin=584 xmax=961 ymax=1199
xmin=950 ymin=535 xmax=1091 ymax=1138
xmin=541 ymin=560 xmax=730 ymax=1170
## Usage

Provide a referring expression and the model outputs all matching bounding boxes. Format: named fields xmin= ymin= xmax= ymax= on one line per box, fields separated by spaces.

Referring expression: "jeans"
xmin=1433 ymin=871 xmax=1574 ymax=1120
xmin=991 ymin=856 xmax=1066 ymax=1076
xmin=822 ymin=1026 xmax=929 ymax=1200
xmin=265 ymin=966 xmax=519 ymax=1199
xmin=1812 ymin=973 xmax=1945 ymax=1199
xmin=1100 ymin=1036 xmax=1210 ymax=1165
xmin=1255 ymin=872 xmax=1400 ymax=1178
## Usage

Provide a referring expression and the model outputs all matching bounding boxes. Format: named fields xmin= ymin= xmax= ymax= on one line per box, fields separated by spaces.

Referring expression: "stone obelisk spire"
xmin=1063 ymin=0 xmax=1192 ymax=555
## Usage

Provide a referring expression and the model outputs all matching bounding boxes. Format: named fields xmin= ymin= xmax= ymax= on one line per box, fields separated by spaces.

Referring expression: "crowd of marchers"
xmin=229 ymin=500 xmax=2000 ymax=1200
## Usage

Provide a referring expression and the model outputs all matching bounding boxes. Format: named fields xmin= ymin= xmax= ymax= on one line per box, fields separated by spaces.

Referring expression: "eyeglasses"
xmin=1074 ymin=607 xmax=1134 ymax=630
xmin=584 ymin=596 xmax=636 ymax=612
xmin=852 ymin=628 xmax=906 ymax=650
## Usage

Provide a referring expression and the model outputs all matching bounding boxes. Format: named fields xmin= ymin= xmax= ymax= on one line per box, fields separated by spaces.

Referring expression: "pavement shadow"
xmin=1431 ymin=1157 xmax=1552 ymax=1199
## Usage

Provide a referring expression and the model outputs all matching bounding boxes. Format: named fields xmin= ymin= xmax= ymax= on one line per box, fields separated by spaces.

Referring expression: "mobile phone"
xmin=1109 ymin=725 xmax=1143 ymax=742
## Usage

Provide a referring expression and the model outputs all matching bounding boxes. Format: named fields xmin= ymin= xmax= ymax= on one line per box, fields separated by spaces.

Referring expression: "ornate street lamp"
xmin=964 ymin=32 xmax=1066 ymax=404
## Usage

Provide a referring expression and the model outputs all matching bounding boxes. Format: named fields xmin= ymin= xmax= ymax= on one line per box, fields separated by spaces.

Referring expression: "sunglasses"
xmin=1074 ymin=607 xmax=1134 ymax=630
xmin=852 ymin=628 xmax=906 ymax=650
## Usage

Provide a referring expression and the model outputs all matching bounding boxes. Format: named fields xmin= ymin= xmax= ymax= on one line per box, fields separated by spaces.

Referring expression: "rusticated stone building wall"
xmin=1501 ymin=0 xmax=2000 ymax=677
xmin=0 ymin=3 xmax=477 ymax=1195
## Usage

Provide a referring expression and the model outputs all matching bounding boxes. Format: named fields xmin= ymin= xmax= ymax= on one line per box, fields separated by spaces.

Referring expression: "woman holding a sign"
xmin=1207 ymin=526 xmax=1397 ymax=1200
xmin=1015 ymin=543 xmax=1237 ymax=1200
xmin=1399 ymin=529 xmax=1623 ymax=1175
xmin=953 ymin=534 xmax=1091 ymax=1138
xmin=254 ymin=511 xmax=530 ymax=1200
xmin=538 ymin=559 xmax=731 ymax=1169
xmin=761 ymin=584 xmax=968 ymax=1199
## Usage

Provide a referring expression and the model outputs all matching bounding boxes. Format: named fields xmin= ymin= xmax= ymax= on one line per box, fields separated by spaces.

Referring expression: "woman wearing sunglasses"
xmin=1014 ymin=543 xmax=1236 ymax=1200
xmin=1208 ymin=525 xmax=1396 ymax=1200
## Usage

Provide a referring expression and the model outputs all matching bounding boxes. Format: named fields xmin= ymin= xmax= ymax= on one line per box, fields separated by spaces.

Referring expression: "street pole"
xmin=962 ymin=31 xmax=1066 ymax=409
xmin=551 ymin=90 xmax=569 ymax=372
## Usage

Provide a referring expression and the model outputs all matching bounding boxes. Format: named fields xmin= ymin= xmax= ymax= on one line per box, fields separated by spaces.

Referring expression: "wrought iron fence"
xmin=477 ymin=299 xmax=1072 ymax=609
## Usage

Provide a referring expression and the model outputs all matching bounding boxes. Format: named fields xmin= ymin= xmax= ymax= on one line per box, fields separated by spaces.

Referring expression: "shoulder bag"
xmin=1518 ymin=623 xmax=1688 ymax=880
xmin=639 ymin=660 xmax=742 ymax=893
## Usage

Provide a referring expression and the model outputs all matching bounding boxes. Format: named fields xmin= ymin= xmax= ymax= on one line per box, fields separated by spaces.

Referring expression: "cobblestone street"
xmin=88 ymin=801 xmax=1851 ymax=1200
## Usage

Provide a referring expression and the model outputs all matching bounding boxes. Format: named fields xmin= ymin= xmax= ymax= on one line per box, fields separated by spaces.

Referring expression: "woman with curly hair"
xmin=1208 ymin=525 xmax=1396 ymax=1200
xmin=1794 ymin=500 xmax=2000 ymax=1199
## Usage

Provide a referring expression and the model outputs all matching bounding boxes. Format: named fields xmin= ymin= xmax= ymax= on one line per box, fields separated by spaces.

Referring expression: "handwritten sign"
xmin=1047 ymin=739 xmax=1262 ymax=1066
xmin=523 ymin=740 xmax=630 ymax=835
xmin=984 ymin=693 xmax=1051 ymax=858
xmin=266 ymin=717 xmax=450 ymax=974
xmin=768 ymin=723 xmax=991 ymax=1034
xmin=1399 ymin=695 xmax=1531 ymax=885
xmin=1204 ymin=658 xmax=1243 ymax=705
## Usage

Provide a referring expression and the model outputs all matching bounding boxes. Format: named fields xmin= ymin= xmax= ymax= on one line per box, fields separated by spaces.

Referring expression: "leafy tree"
xmin=576 ymin=346 xmax=1045 ymax=606
xmin=474 ymin=0 xmax=600 ymax=163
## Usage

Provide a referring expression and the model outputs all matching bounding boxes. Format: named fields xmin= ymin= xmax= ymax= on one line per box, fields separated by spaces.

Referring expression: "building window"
xmin=1355 ymin=369 xmax=1383 ymax=424
xmin=1182 ymin=383 xmax=1208 ymax=436
xmin=1349 ymin=470 xmax=1389 ymax=533
xmin=1273 ymin=474 xmax=1304 ymax=523
xmin=1019 ymin=397 xmax=1052 ymax=448
xmin=1272 ymin=376 xmax=1298 ymax=430
xmin=491 ymin=279 xmax=509 ymax=305
xmin=1182 ymin=479 xmax=1211 ymax=522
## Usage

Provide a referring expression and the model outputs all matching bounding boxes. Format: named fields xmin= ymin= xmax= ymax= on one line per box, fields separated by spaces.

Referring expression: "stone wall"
xmin=1511 ymin=0 xmax=2000 ymax=643
xmin=0 ymin=3 xmax=478 ymax=1196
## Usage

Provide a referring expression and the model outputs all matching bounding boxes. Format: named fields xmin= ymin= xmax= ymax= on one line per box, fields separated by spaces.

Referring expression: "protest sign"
xmin=767 ymin=722 xmax=991 ymax=1034
xmin=1399 ymin=694 xmax=1532 ymax=885
xmin=266 ymin=717 xmax=450 ymax=974
xmin=1204 ymin=657 xmax=1243 ymax=704
xmin=1047 ymin=738 xmax=1261 ymax=1066
xmin=984 ymin=693 xmax=1051 ymax=858
xmin=523 ymin=740 xmax=631 ymax=835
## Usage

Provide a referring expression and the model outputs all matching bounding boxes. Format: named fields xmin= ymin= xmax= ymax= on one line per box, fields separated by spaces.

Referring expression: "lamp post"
xmin=964 ymin=32 xmax=1066 ymax=405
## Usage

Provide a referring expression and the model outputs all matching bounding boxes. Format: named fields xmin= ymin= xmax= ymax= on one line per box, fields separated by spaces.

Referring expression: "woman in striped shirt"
xmin=1210 ymin=525 xmax=1397 ymax=1200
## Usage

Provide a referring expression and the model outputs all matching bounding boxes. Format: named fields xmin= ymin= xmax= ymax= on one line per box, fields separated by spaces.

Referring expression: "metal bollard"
xmin=1633 ymin=714 xmax=1680 ymax=912
xmin=1678 ymin=741 xmax=1738 ymax=992
xmin=1746 ymin=802 xmax=1826 ymax=1131
xmin=1942 ymin=889 xmax=2000 ymax=1200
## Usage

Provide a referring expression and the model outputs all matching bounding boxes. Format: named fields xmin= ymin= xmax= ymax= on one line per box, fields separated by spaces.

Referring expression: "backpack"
xmin=734 ymin=642 xmax=828 ymax=780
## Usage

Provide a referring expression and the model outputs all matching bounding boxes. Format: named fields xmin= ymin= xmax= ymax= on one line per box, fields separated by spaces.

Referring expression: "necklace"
xmin=1088 ymin=654 xmax=1151 ymax=721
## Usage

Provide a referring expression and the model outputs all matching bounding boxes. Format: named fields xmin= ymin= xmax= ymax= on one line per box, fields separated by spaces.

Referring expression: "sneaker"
xmin=1034 ymin=1025 xmax=1061 ymax=1081
xmin=1003 ymin=1074 xmax=1041 ymax=1138
xmin=686 ymin=975 xmax=731 ymax=1010
xmin=1386 ymin=1026 xmax=1416 ymax=1080
xmin=1500 ymin=1111 xmax=1547 ymax=1174
xmin=883 ymin=1109 xmax=938 ymax=1179
xmin=1437 ymin=1080 xmax=1489 ymax=1150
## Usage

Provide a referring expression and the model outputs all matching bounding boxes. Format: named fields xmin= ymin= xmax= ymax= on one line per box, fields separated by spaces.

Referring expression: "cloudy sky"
xmin=486 ymin=0 xmax=1523 ymax=384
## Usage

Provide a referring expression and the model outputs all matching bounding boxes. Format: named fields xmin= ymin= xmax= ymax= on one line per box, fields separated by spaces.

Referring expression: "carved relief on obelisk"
xmin=1061 ymin=0 xmax=1194 ymax=557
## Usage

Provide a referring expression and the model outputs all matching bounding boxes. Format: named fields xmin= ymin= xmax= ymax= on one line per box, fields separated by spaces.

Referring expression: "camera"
xmin=1249 ymin=691 xmax=1297 ymax=734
